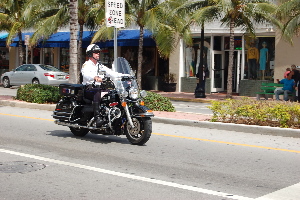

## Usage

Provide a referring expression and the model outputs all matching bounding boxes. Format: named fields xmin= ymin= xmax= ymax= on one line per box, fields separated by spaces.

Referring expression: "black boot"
xmin=93 ymin=102 xmax=104 ymax=127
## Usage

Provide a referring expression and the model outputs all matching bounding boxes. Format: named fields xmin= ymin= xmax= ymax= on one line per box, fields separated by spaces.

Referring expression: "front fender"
xmin=131 ymin=105 xmax=154 ymax=117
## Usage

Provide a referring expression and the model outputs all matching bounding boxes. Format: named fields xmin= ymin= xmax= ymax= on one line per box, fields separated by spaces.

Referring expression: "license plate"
xmin=57 ymin=75 xmax=64 ymax=79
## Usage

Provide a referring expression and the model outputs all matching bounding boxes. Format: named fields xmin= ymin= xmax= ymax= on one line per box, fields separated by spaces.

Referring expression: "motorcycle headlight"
xmin=129 ymin=88 xmax=139 ymax=99
xmin=121 ymin=91 xmax=129 ymax=98
xmin=140 ymin=90 xmax=147 ymax=98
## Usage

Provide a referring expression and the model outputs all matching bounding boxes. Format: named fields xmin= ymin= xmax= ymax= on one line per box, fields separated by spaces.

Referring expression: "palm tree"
xmin=92 ymin=0 xmax=192 ymax=88
xmin=176 ymin=0 xmax=220 ymax=97
xmin=0 ymin=0 xmax=28 ymax=65
xmin=24 ymin=0 xmax=104 ymax=83
xmin=79 ymin=0 xmax=105 ymax=66
xmin=182 ymin=0 xmax=280 ymax=98
xmin=277 ymin=0 xmax=300 ymax=43
xmin=69 ymin=0 xmax=78 ymax=84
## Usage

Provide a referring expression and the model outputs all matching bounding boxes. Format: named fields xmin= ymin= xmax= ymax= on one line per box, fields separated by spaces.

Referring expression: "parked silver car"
xmin=1 ymin=64 xmax=69 ymax=88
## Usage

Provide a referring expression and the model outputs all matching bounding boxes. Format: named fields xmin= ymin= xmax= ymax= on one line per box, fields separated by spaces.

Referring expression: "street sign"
xmin=105 ymin=0 xmax=125 ymax=28
xmin=25 ymin=35 xmax=30 ymax=46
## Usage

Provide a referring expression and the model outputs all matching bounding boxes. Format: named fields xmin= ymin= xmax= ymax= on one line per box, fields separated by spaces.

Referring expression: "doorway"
xmin=223 ymin=50 xmax=244 ymax=93
xmin=211 ymin=51 xmax=224 ymax=92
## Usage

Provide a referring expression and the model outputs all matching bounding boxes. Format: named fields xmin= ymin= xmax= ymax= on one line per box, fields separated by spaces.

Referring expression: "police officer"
xmin=81 ymin=44 xmax=122 ymax=127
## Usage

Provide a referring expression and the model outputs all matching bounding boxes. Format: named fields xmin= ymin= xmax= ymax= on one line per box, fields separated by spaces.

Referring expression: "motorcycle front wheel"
xmin=69 ymin=127 xmax=89 ymax=137
xmin=125 ymin=117 xmax=152 ymax=145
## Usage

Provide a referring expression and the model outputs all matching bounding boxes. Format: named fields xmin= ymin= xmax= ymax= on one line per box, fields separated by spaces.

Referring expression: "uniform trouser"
xmin=84 ymin=86 xmax=102 ymax=103
xmin=248 ymin=59 xmax=257 ymax=79
xmin=85 ymin=86 xmax=102 ymax=120
xmin=93 ymin=88 xmax=101 ymax=103
xmin=92 ymin=88 xmax=101 ymax=120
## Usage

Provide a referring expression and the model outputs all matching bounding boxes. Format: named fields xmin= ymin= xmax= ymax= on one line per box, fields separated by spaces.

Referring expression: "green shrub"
xmin=209 ymin=98 xmax=300 ymax=128
xmin=16 ymin=84 xmax=61 ymax=104
xmin=143 ymin=91 xmax=176 ymax=112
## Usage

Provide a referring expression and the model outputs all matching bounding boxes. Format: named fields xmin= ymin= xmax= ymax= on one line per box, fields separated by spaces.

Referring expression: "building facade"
xmin=170 ymin=20 xmax=280 ymax=96
xmin=1 ymin=25 xmax=300 ymax=95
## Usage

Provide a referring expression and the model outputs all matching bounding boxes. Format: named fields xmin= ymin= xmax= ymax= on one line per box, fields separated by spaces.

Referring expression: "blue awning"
xmin=9 ymin=30 xmax=155 ymax=48
xmin=0 ymin=33 xmax=8 ymax=40
xmin=0 ymin=33 xmax=8 ymax=47
xmin=99 ymin=29 xmax=155 ymax=47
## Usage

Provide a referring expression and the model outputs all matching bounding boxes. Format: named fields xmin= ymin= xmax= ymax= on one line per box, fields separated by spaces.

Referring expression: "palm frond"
xmin=91 ymin=26 xmax=114 ymax=43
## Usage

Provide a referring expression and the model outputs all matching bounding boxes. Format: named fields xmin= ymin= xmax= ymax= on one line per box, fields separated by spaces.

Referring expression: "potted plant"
xmin=163 ymin=73 xmax=177 ymax=92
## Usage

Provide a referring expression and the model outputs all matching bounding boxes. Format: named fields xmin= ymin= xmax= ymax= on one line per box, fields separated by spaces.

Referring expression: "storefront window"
xmin=213 ymin=36 xmax=222 ymax=51
xmin=60 ymin=48 xmax=69 ymax=72
xmin=185 ymin=37 xmax=211 ymax=78
xmin=0 ymin=48 xmax=9 ymax=68
xmin=44 ymin=48 xmax=54 ymax=65
xmin=245 ymin=37 xmax=275 ymax=80
xmin=22 ymin=47 xmax=32 ymax=64
xmin=33 ymin=48 xmax=41 ymax=64
xmin=122 ymin=47 xmax=137 ymax=71
xmin=100 ymin=48 xmax=113 ymax=68
xmin=224 ymin=36 xmax=242 ymax=50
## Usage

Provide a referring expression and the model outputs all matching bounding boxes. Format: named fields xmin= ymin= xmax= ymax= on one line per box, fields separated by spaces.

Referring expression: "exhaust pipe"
xmin=54 ymin=120 xmax=99 ymax=130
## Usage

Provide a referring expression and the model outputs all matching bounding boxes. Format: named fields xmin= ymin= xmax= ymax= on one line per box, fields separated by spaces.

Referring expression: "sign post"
xmin=25 ymin=35 xmax=30 ymax=64
xmin=105 ymin=0 xmax=125 ymax=69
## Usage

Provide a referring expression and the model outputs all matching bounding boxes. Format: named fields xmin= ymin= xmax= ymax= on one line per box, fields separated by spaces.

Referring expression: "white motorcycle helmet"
xmin=86 ymin=44 xmax=101 ymax=57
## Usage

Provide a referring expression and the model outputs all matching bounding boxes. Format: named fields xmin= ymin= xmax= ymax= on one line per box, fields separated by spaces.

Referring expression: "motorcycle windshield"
xmin=113 ymin=57 xmax=133 ymax=75
xmin=112 ymin=57 xmax=139 ymax=97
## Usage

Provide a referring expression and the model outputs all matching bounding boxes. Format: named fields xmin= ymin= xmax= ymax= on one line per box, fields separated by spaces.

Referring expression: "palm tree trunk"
xmin=137 ymin=27 xmax=144 ymax=89
xmin=69 ymin=0 xmax=78 ymax=84
xmin=18 ymin=32 xmax=23 ymax=65
xmin=77 ymin=24 xmax=84 ymax=84
xmin=226 ymin=19 xmax=234 ymax=99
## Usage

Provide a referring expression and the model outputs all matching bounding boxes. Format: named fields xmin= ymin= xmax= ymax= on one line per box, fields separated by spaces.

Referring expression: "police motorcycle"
xmin=52 ymin=57 xmax=154 ymax=145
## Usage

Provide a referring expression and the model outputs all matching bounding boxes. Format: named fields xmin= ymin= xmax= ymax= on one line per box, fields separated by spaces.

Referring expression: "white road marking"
xmin=255 ymin=182 xmax=300 ymax=200
xmin=0 ymin=148 xmax=252 ymax=200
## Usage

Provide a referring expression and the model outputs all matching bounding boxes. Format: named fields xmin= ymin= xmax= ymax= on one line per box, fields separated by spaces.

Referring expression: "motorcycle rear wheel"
xmin=69 ymin=127 xmax=89 ymax=137
xmin=125 ymin=117 xmax=152 ymax=145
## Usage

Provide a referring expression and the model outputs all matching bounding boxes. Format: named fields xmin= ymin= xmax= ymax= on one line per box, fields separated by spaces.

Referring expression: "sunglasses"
xmin=93 ymin=51 xmax=101 ymax=54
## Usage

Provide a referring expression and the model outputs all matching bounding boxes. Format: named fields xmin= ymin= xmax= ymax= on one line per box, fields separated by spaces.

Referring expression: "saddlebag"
xmin=59 ymin=84 xmax=84 ymax=97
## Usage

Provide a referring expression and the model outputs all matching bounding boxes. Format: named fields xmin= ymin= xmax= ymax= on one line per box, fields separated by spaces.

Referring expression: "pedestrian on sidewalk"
xmin=275 ymin=71 xmax=295 ymax=101
xmin=284 ymin=67 xmax=291 ymax=78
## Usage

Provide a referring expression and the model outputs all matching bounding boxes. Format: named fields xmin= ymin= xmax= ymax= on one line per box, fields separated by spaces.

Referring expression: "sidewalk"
xmin=151 ymin=91 xmax=227 ymax=121
xmin=152 ymin=91 xmax=248 ymax=102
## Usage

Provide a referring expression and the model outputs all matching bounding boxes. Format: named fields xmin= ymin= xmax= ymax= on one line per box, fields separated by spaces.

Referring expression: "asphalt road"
xmin=1 ymin=106 xmax=300 ymax=200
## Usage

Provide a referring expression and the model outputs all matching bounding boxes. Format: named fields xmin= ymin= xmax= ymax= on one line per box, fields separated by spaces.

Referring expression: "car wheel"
xmin=32 ymin=78 xmax=40 ymax=84
xmin=3 ymin=77 xmax=11 ymax=88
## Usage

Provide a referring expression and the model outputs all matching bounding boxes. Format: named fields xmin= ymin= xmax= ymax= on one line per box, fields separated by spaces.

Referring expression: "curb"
xmin=0 ymin=100 xmax=56 ymax=111
xmin=1 ymin=99 xmax=299 ymax=138
xmin=152 ymin=117 xmax=300 ymax=138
